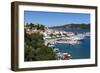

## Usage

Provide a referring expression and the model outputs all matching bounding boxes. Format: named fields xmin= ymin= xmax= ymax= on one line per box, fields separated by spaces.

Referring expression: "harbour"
xmin=44 ymin=29 xmax=90 ymax=60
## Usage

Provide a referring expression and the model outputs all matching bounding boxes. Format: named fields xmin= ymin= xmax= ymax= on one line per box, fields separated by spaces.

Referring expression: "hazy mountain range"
xmin=49 ymin=24 xmax=90 ymax=30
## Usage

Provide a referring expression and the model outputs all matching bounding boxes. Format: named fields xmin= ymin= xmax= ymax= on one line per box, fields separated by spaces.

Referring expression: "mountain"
xmin=49 ymin=24 xmax=90 ymax=30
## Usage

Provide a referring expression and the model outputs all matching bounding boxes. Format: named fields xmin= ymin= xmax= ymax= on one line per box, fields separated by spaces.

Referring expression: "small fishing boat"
xmin=62 ymin=53 xmax=71 ymax=60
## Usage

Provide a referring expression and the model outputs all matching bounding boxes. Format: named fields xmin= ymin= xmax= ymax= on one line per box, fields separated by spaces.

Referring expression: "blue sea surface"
xmin=54 ymin=29 xmax=90 ymax=59
xmin=64 ymin=29 xmax=90 ymax=33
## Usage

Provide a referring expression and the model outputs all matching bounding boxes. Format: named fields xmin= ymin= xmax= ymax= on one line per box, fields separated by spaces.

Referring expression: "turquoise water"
xmin=54 ymin=29 xmax=90 ymax=59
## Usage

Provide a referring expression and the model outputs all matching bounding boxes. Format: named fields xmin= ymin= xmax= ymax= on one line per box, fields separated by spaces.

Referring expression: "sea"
xmin=54 ymin=29 xmax=90 ymax=59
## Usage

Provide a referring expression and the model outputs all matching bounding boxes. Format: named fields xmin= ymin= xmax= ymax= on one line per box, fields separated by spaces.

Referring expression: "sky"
xmin=24 ymin=11 xmax=90 ymax=27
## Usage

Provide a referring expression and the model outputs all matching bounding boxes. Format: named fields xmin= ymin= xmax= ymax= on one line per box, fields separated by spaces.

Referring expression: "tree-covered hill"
xmin=49 ymin=24 xmax=90 ymax=30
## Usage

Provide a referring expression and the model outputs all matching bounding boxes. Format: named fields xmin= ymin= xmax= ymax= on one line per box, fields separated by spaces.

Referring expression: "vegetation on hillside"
xmin=25 ymin=23 xmax=45 ymax=30
xmin=24 ymin=23 xmax=56 ymax=61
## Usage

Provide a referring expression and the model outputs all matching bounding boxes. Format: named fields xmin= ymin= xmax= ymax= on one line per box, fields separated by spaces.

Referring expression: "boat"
xmin=71 ymin=34 xmax=85 ymax=41
xmin=53 ymin=48 xmax=60 ymax=53
xmin=48 ymin=44 xmax=55 ymax=47
xmin=62 ymin=53 xmax=71 ymax=60
xmin=56 ymin=52 xmax=63 ymax=60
